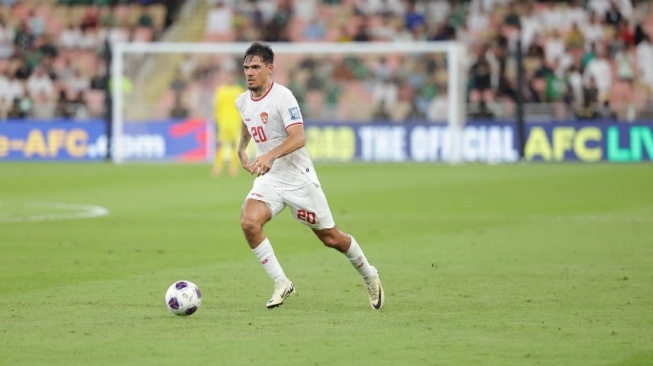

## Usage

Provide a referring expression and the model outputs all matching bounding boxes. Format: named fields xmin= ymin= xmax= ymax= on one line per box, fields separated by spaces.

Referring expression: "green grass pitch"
xmin=1 ymin=162 xmax=652 ymax=366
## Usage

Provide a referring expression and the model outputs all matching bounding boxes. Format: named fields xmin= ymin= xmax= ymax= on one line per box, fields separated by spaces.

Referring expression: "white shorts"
xmin=245 ymin=180 xmax=335 ymax=230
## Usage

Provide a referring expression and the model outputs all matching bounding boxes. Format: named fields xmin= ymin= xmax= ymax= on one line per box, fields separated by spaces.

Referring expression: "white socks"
xmin=345 ymin=235 xmax=376 ymax=279
xmin=252 ymin=238 xmax=288 ymax=284
xmin=254 ymin=236 xmax=376 ymax=283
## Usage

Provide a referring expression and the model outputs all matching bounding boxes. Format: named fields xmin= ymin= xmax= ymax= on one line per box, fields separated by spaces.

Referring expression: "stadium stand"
xmin=0 ymin=0 xmax=177 ymax=120
xmin=0 ymin=0 xmax=652 ymax=122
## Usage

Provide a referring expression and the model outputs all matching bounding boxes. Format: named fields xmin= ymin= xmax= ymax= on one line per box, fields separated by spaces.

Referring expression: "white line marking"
xmin=0 ymin=201 xmax=109 ymax=223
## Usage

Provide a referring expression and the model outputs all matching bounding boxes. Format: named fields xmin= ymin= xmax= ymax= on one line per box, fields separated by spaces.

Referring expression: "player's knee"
xmin=240 ymin=215 xmax=260 ymax=234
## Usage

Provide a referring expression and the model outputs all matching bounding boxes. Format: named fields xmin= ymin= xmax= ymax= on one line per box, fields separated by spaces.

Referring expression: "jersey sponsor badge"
xmin=289 ymin=106 xmax=301 ymax=121
xmin=260 ymin=112 xmax=268 ymax=124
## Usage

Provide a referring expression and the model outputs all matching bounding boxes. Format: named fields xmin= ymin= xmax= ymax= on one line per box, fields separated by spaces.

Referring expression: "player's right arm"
xmin=237 ymin=121 xmax=254 ymax=174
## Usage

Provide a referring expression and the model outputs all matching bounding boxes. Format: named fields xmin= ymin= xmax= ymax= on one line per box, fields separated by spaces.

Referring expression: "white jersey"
xmin=236 ymin=82 xmax=320 ymax=190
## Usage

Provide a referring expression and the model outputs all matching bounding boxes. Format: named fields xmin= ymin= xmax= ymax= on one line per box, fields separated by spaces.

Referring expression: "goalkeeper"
xmin=212 ymin=72 xmax=245 ymax=177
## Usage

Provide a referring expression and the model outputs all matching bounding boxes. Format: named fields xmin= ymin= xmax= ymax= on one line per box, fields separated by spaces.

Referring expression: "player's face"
xmin=243 ymin=56 xmax=272 ymax=92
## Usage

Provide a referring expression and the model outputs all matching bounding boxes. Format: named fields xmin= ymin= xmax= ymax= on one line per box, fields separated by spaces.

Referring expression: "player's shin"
xmin=344 ymin=235 xmax=376 ymax=279
xmin=252 ymin=238 xmax=288 ymax=283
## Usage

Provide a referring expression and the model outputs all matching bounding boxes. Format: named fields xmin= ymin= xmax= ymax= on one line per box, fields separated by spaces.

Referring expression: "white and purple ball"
xmin=165 ymin=280 xmax=202 ymax=316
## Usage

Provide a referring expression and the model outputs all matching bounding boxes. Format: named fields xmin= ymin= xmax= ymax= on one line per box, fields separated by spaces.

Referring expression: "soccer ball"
xmin=165 ymin=280 xmax=202 ymax=316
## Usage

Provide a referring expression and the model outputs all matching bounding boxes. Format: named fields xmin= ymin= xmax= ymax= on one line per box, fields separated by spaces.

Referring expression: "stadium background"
xmin=0 ymin=0 xmax=652 ymax=163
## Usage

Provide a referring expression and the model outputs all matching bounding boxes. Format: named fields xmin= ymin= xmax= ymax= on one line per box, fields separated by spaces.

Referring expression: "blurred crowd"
xmin=179 ymin=0 xmax=653 ymax=122
xmin=0 ymin=0 xmax=176 ymax=120
xmin=1 ymin=0 xmax=653 ymax=122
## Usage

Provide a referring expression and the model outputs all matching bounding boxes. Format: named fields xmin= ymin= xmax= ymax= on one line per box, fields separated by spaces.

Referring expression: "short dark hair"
xmin=244 ymin=42 xmax=274 ymax=64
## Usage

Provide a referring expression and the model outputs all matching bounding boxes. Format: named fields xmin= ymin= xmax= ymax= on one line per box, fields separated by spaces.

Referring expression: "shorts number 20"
xmin=297 ymin=209 xmax=316 ymax=224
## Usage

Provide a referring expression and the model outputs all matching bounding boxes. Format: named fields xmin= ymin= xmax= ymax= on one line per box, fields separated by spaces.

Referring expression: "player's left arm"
xmin=251 ymin=124 xmax=305 ymax=176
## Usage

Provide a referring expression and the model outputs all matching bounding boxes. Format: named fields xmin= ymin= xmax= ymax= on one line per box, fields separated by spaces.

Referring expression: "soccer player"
xmin=212 ymin=71 xmax=245 ymax=177
xmin=235 ymin=42 xmax=384 ymax=310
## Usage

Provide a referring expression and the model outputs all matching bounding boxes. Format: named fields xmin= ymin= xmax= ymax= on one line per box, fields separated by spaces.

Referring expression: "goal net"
xmin=110 ymin=42 xmax=467 ymax=164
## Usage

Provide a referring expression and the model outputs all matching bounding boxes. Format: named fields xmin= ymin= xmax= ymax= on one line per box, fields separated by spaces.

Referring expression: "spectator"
xmin=614 ymin=41 xmax=635 ymax=84
xmin=55 ymin=90 xmax=73 ymax=118
xmin=14 ymin=58 xmax=31 ymax=80
xmin=31 ymin=91 xmax=55 ymax=119
xmin=0 ymin=96 xmax=12 ymax=119
xmin=518 ymin=2 xmax=544 ymax=53
xmin=575 ymin=76 xmax=600 ymax=120
xmin=37 ymin=33 xmax=59 ymax=59
xmin=371 ymin=100 xmax=392 ymax=120
xmin=27 ymin=8 xmax=45 ymax=38
xmin=65 ymin=68 xmax=90 ymax=96
xmin=58 ymin=24 xmax=83 ymax=50
xmin=564 ymin=0 xmax=588 ymax=31
xmin=263 ymin=0 xmax=293 ymax=42
xmin=169 ymin=68 xmax=187 ymax=98
xmin=546 ymin=29 xmax=566 ymax=66
xmin=80 ymin=5 xmax=100 ymax=30
xmin=404 ymin=1 xmax=425 ymax=32
xmin=372 ymin=57 xmax=391 ymax=82
xmin=40 ymin=54 xmax=57 ymax=80
xmin=352 ymin=23 xmax=372 ymax=42
xmin=70 ymin=91 xmax=91 ymax=120
xmin=303 ymin=17 xmax=326 ymax=41
xmin=583 ymin=46 xmax=612 ymax=104
xmin=372 ymin=78 xmax=398 ymax=119
xmin=169 ymin=95 xmax=189 ymax=118
xmin=583 ymin=12 xmax=604 ymax=50
xmin=469 ymin=51 xmax=494 ymax=105
xmin=581 ymin=42 xmax=597 ymax=69
xmin=634 ymin=21 xmax=646 ymax=46
xmin=616 ymin=18 xmax=635 ymax=51
xmin=78 ymin=27 xmax=99 ymax=51
xmin=466 ymin=7 xmax=490 ymax=37
xmin=56 ymin=57 xmax=77 ymax=85
xmin=335 ymin=25 xmax=352 ymax=42
xmin=563 ymin=64 xmax=583 ymax=111
xmin=604 ymin=0 xmax=622 ymax=30
xmin=0 ymin=16 xmax=15 ymax=59
xmin=563 ymin=22 xmax=585 ymax=51
xmin=13 ymin=20 xmax=35 ymax=57
xmin=390 ymin=18 xmax=413 ymax=42
xmin=0 ymin=70 xmax=24 ymax=118
xmin=98 ymin=23 xmax=130 ymax=45
xmin=12 ymin=95 xmax=33 ymax=118
xmin=323 ymin=79 xmax=340 ymax=120
xmin=26 ymin=66 xmax=55 ymax=101
xmin=205 ymin=1 xmax=232 ymax=37
xmin=427 ymin=85 xmax=448 ymax=122
xmin=89 ymin=65 xmax=107 ymax=90
xmin=526 ymin=33 xmax=545 ymax=59
xmin=137 ymin=8 xmax=155 ymax=28
xmin=636 ymin=35 xmax=653 ymax=93
xmin=472 ymin=100 xmax=495 ymax=119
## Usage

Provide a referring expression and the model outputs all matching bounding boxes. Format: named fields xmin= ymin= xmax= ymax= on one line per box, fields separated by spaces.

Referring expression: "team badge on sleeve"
xmin=289 ymin=107 xmax=301 ymax=121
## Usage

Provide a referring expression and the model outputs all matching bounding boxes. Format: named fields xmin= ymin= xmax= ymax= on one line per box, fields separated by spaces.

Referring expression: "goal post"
xmin=110 ymin=41 xmax=467 ymax=164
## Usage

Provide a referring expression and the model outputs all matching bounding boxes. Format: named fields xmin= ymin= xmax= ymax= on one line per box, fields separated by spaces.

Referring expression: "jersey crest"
xmin=260 ymin=112 xmax=268 ymax=124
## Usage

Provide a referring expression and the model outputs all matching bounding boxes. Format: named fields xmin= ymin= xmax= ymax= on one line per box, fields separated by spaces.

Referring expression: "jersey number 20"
xmin=251 ymin=126 xmax=268 ymax=143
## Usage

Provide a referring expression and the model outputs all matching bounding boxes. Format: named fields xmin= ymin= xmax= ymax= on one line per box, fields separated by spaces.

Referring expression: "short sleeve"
xmin=279 ymin=90 xmax=303 ymax=129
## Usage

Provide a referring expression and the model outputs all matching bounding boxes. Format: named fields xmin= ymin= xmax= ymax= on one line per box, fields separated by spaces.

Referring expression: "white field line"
xmin=0 ymin=201 xmax=109 ymax=223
